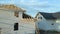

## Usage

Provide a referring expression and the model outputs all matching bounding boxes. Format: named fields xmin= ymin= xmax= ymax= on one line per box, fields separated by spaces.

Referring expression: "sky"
xmin=0 ymin=0 xmax=60 ymax=17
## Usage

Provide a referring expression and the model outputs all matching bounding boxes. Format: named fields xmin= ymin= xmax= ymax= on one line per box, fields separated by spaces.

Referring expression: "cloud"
xmin=14 ymin=0 xmax=49 ymax=9
xmin=14 ymin=0 xmax=48 ymax=5
xmin=20 ymin=0 xmax=39 ymax=2
xmin=0 ymin=0 xmax=15 ymax=4
xmin=19 ymin=1 xmax=48 ymax=5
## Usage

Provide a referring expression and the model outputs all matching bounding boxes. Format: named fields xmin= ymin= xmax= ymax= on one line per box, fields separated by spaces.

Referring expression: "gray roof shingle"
xmin=39 ymin=12 xmax=60 ymax=19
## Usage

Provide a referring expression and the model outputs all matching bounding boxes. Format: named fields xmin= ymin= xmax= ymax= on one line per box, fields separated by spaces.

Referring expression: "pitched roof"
xmin=0 ymin=4 xmax=25 ymax=11
xmin=22 ymin=13 xmax=33 ymax=19
xmin=37 ymin=12 xmax=60 ymax=19
xmin=52 ymin=12 xmax=60 ymax=19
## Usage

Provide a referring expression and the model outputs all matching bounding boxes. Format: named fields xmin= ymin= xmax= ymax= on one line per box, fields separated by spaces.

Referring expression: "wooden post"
xmin=35 ymin=25 xmax=40 ymax=34
xmin=0 ymin=28 xmax=1 ymax=34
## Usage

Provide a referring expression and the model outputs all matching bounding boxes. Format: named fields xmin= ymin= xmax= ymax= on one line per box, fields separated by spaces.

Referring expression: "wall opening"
xmin=14 ymin=11 xmax=19 ymax=17
xmin=14 ymin=23 xmax=18 ymax=31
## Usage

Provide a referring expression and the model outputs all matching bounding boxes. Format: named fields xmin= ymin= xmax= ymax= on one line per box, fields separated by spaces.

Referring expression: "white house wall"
xmin=36 ymin=17 xmax=56 ymax=30
xmin=0 ymin=9 xmax=35 ymax=34
xmin=56 ymin=19 xmax=60 ymax=31
xmin=36 ymin=13 xmax=47 ymax=30
xmin=44 ymin=19 xmax=60 ymax=32
xmin=19 ymin=12 xmax=23 ymax=19
xmin=37 ymin=19 xmax=60 ymax=31
xmin=0 ymin=10 xmax=15 ymax=18
xmin=0 ymin=9 xmax=18 ymax=34
xmin=19 ymin=21 xmax=35 ymax=34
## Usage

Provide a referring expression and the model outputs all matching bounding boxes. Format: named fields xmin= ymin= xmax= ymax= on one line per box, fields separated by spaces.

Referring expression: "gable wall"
xmin=0 ymin=9 xmax=35 ymax=34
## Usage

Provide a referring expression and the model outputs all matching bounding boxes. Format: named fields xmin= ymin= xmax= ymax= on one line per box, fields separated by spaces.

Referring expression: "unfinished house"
xmin=0 ymin=4 xmax=35 ymax=34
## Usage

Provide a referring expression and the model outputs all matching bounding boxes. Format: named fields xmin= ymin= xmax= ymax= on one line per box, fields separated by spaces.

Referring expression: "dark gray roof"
xmin=39 ymin=12 xmax=60 ymax=19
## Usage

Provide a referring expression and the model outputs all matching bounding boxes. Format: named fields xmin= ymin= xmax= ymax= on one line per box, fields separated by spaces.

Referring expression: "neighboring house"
xmin=0 ymin=4 xmax=35 ymax=34
xmin=35 ymin=12 xmax=60 ymax=33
